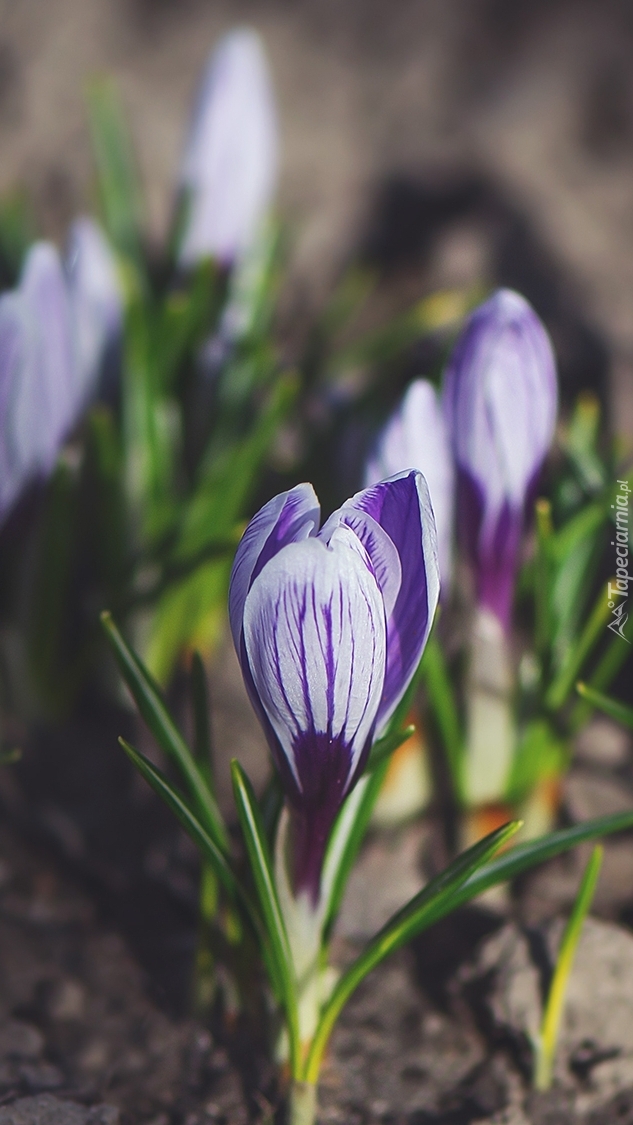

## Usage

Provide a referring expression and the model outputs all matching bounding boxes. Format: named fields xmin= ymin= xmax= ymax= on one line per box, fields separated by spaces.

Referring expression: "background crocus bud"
xmin=178 ymin=27 xmax=279 ymax=268
xmin=442 ymin=288 xmax=558 ymax=630
xmin=0 ymin=243 xmax=77 ymax=522
xmin=66 ymin=217 xmax=123 ymax=403
xmin=229 ymin=471 xmax=439 ymax=903
xmin=365 ymin=379 xmax=454 ymax=591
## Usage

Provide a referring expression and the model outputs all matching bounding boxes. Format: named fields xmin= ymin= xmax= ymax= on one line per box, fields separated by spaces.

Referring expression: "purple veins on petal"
xmin=339 ymin=470 xmax=440 ymax=731
xmin=442 ymin=287 xmax=558 ymax=629
xmin=228 ymin=482 xmax=320 ymax=655
xmin=242 ymin=532 xmax=386 ymax=899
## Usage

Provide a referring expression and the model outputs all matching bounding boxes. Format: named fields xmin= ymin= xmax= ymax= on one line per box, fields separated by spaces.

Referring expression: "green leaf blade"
xmin=118 ymin=738 xmax=237 ymax=901
xmin=101 ymin=612 xmax=228 ymax=853
xmin=230 ymin=760 xmax=300 ymax=1076
xmin=306 ymin=819 xmax=521 ymax=1084
xmin=535 ymin=844 xmax=603 ymax=1090
xmin=576 ymin=682 xmax=633 ymax=730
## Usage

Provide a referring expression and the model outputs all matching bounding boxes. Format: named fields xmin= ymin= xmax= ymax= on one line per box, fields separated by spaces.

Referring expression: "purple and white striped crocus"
xmin=443 ymin=289 xmax=558 ymax=630
xmin=365 ymin=379 xmax=454 ymax=591
xmin=0 ymin=226 xmax=122 ymax=526
xmin=178 ymin=27 xmax=278 ymax=269
xmin=0 ymin=243 xmax=77 ymax=522
xmin=229 ymin=471 xmax=440 ymax=902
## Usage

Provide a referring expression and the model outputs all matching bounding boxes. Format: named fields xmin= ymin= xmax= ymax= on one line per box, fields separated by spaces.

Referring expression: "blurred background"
xmin=2 ymin=0 xmax=633 ymax=440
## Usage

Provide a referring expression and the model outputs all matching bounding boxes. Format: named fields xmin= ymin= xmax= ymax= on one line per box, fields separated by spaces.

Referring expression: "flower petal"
xmin=19 ymin=242 xmax=77 ymax=474
xmin=228 ymin=483 xmax=320 ymax=655
xmin=243 ymin=530 xmax=386 ymax=792
xmin=66 ymin=217 xmax=123 ymax=400
xmin=342 ymin=470 xmax=440 ymax=729
xmin=0 ymin=293 xmax=35 ymax=519
xmin=443 ymin=288 xmax=557 ymax=524
xmin=179 ymin=27 xmax=279 ymax=267
xmin=442 ymin=288 xmax=558 ymax=627
xmin=365 ymin=379 xmax=454 ymax=589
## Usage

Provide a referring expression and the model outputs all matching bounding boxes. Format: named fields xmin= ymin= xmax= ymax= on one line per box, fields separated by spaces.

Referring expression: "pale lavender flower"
xmin=229 ymin=471 xmax=439 ymax=900
xmin=66 ymin=217 xmax=123 ymax=402
xmin=178 ymin=27 xmax=278 ymax=268
xmin=0 ymin=243 xmax=77 ymax=521
xmin=443 ymin=288 xmax=557 ymax=630
xmin=365 ymin=379 xmax=454 ymax=589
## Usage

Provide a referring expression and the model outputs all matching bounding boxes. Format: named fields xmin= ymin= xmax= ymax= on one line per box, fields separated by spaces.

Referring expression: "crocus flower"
xmin=443 ymin=288 xmax=557 ymax=630
xmin=365 ymin=379 xmax=454 ymax=590
xmin=66 ymin=217 xmax=123 ymax=402
xmin=178 ymin=27 xmax=279 ymax=269
xmin=0 ymin=243 xmax=76 ymax=521
xmin=229 ymin=471 xmax=440 ymax=901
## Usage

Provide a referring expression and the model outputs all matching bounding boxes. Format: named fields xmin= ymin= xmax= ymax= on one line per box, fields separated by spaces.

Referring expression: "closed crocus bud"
xmin=366 ymin=379 xmax=454 ymax=591
xmin=66 ymin=217 xmax=123 ymax=402
xmin=443 ymin=288 xmax=557 ymax=630
xmin=443 ymin=289 xmax=558 ymax=809
xmin=0 ymin=243 xmax=76 ymax=521
xmin=179 ymin=27 xmax=278 ymax=268
xmin=229 ymin=471 xmax=440 ymax=904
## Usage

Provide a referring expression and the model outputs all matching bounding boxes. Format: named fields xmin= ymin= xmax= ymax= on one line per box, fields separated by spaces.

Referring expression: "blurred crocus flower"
xmin=366 ymin=379 xmax=454 ymax=590
xmin=178 ymin=27 xmax=278 ymax=269
xmin=66 ymin=216 xmax=123 ymax=402
xmin=229 ymin=471 xmax=439 ymax=902
xmin=0 ymin=243 xmax=77 ymax=521
xmin=443 ymin=288 xmax=557 ymax=630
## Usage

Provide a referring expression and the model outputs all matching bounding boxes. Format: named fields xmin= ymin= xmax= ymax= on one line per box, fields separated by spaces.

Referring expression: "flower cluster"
xmin=368 ymin=288 xmax=558 ymax=631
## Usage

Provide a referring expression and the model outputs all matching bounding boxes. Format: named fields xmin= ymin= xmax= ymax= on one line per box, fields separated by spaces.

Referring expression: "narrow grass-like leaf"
xmin=534 ymin=845 xmax=603 ymax=1090
xmin=321 ymin=759 xmax=391 ymax=937
xmin=549 ymin=498 xmax=606 ymax=564
xmin=570 ymin=608 xmax=633 ymax=732
xmin=576 ymin=683 xmax=633 ymax=731
xmin=305 ymin=820 xmax=520 ymax=1084
xmin=231 ymin=760 xmax=300 ymax=1077
xmin=0 ymin=190 xmax=35 ymax=277
xmin=420 ymin=633 xmax=463 ymax=795
xmin=534 ymin=498 xmax=554 ymax=659
xmin=450 ymin=810 xmax=633 ymax=910
xmin=174 ymin=372 xmax=298 ymax=563
xmin=87 ymin=78 xmax=143 ymax=263
xmin=545 ymin=584 xmax=611 ymax=711
xmin=561 ymin=393 xmax=606 ymax=495
xmin=118 ymin=738 xmax=236 ymax=900
xmin=101 ymin=612 xmax=228 ymax=853
xmin=367 ymin=725 xmax=415 ymax=770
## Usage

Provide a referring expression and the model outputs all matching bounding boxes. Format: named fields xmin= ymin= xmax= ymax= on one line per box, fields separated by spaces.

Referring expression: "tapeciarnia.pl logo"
xmin=607 ymin=479 xmax=631 ymax=642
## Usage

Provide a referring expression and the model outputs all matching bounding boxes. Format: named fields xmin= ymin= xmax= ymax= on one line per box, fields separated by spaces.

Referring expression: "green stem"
xmin=545 ymin=585 xmax=611 ymax=712
xmin=534 ymin=498 xmax=553 ymax=663
xmin=534 ymin=845 xmax=603 ymax=1090
xmin=288 ymin=1081 xmax=317 ymax=1125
